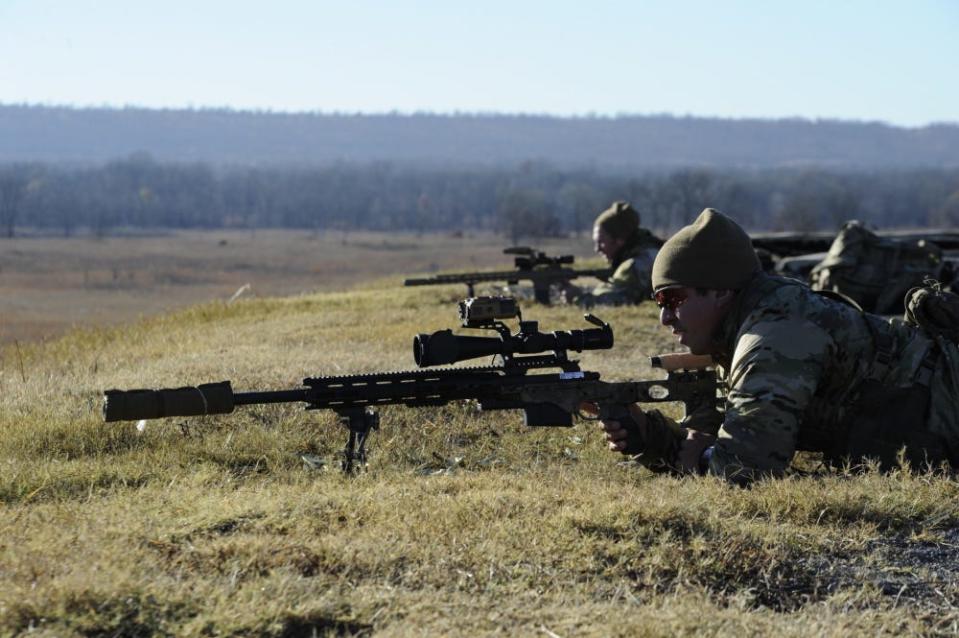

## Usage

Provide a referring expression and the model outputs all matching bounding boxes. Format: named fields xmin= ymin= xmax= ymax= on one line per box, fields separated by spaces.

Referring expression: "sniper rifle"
xmin=103 ymin=297 xmax=718 ymax=473
xmin=404 ymin=246 xmax=612 ymax=304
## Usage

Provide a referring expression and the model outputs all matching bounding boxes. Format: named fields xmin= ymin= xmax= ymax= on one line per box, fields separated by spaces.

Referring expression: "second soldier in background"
xmin=562 ymin=201 xmax=663 ymax=307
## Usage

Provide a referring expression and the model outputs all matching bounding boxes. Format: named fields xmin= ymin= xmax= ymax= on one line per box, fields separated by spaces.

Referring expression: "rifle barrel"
xmin=234 ymin=389 xmax=310 ymax=406
xmin=404 ymin=267 xmax=611 ymax=287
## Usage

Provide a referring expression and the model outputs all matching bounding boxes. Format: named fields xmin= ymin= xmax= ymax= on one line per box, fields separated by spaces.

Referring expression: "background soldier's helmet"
xmin=595 ymin=201 xmax=640 ymax=240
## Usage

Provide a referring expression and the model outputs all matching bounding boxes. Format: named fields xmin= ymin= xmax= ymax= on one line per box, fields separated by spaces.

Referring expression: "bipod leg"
xmin=533 ymin=283 xmax=551 ymax=305
xmin=343 ymin=430 xmax=358 ymax=474
xmin=337 ymin=407 xmax=380 ymax=474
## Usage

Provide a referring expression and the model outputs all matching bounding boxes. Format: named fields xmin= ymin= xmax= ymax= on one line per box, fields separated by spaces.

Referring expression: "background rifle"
xmin=103 ymin=297 xmax=718 ymax=472
xmin=751 ymin=229 xmax=959 ymax=259
xmin=404 ymin=246 xmax=613 ymax=304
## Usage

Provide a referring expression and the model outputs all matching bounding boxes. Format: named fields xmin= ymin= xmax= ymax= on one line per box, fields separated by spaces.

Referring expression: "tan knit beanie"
xmin=651 ymin=208 xmax=760 ymax=291
xmin=595 ymin=201 xmax=640 ymax=239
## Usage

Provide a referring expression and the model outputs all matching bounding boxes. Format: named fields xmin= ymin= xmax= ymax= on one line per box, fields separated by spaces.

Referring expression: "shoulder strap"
xmin=813 ymin=289 xmax=863 ymax=312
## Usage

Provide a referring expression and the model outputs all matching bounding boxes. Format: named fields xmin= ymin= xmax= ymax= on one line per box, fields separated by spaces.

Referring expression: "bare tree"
xmin=0 ymin=165 xmax=30 ymax=238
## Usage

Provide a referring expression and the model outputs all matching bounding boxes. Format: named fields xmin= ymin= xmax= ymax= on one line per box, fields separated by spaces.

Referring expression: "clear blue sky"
xmin=1 ymin=0 xmax=956 ymax=126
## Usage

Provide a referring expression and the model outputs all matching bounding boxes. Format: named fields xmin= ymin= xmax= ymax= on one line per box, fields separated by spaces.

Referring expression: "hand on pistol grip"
xmin=585 ymin=402 xmax=648 ymax=456
xmin=589 ymin=402 xmax=684 ymax=471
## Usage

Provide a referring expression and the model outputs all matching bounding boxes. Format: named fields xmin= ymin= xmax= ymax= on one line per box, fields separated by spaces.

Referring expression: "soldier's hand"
xmin=676 ymin=429 xmax=716 ymax=473
xmin=559 ymin=281 xmax=582 ymax=304
xmin=583 ymin=403 xmax=630 ymax=452
xmin=599 ymin=419 xmax=630 ymax=452
xmin=599 ymin=407 xmax=647 ymax=453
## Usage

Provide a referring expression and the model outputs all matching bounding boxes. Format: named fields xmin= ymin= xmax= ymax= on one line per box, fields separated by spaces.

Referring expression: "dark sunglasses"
xmin=653 ymin=287 xmax=689 ymax=312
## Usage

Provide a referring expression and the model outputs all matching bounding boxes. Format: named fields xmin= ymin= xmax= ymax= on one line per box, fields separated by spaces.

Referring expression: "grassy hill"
xmin=2 ymin=284 xmax=958 ymax=636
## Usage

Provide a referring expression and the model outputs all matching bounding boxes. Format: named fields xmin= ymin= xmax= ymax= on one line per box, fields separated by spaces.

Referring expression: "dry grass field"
xmin=0 ymin=230 xmax=596 ymax=345
xmin=1 ymin=239 xmax=958 ymax=636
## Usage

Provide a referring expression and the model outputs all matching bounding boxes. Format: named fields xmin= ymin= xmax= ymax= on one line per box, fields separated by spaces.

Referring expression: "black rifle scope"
xmin=514 ymin=253 xmax=575 ymax=270
xmin=413 ymin=316 xmax=613 ymax=367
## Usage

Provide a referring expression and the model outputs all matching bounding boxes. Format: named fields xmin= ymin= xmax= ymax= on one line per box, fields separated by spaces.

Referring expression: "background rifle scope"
xmin=413 ymin=321 xmax=613 ymax=367
xmin=514 ymin=253 xmax=574 ymax=270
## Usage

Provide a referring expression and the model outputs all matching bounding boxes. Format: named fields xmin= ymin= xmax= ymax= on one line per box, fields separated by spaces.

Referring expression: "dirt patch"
xmin=0 ymin=230 xmax=596 ymax=344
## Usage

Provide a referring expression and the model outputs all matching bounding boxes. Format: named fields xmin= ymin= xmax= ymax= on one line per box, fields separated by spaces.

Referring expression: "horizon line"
xmin=2 ymin=101 xmax=956 ymax=130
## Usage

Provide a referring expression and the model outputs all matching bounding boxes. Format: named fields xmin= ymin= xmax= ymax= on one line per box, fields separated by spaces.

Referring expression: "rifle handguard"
xmin=103 ymin=381 xmax=235 ymax=422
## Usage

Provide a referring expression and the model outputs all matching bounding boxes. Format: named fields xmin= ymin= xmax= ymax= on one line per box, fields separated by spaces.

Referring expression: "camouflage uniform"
xmin=572 ymin=229 xmax=662 ymax=307
xmin=809 ymin=220 xmax=949 ymax=314
xmin=669 ymin=273 xmax=959 ymax=481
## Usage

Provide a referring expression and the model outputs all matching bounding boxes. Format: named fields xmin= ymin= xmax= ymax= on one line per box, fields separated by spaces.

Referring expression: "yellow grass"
xmin=1 ymin=278 xmax=958 ymax=636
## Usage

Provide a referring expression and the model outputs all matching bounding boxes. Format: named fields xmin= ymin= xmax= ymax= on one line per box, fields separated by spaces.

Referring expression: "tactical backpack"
xmin=904 ymin=282 xmax=959 ymax=345
xmin=809 ymin=220 xmax=949 ymax=315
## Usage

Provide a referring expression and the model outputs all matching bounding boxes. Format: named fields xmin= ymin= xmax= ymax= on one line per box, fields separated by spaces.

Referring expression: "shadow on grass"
xmin=6 ymin=591 xmax=372 ymax=637
xmin=273 ymin=612 xmax=372 ymax=638
xmin=573 ymin=513 xmax=959 ymax=613
xmin=4 ymin=591 xmax=195 ymax=638
xmin=0 ymin=472 xmax=151 ymax=505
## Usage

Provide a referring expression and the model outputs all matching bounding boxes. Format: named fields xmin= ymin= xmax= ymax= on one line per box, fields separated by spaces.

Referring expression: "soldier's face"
xmin=593 ymin=226 xmax=624 ymax=262
xmin=656 ymin=287 xmax=732 ymax=355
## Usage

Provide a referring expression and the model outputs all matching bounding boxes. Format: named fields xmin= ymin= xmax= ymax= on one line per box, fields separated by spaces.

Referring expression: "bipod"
xmin=337 ymin=407 xmax=380 ymax=474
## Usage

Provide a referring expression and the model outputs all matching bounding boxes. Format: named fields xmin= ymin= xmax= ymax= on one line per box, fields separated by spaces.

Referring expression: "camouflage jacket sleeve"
xmin=574 ymin=249 xmax=655 ymax=307
xmin=681 ymin=398 xmax=724 ymax=436
xmin=707 ymin=315 xmax=832 ymax=482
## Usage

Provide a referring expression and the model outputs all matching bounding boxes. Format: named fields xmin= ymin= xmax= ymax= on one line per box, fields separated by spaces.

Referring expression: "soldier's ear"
xmin=713 ymin=289 xmax=736 ymax=309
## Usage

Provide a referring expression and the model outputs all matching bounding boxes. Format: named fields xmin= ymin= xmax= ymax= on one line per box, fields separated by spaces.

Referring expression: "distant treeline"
xmin=2 ymin=104 xmax=959 ymax=169
xmin=1 ymin=155 xmax=958 ymax=239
